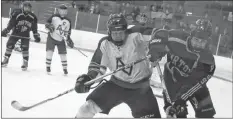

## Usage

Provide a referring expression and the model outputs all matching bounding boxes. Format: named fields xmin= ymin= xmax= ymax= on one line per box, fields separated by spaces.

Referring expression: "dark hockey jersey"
xmin=87 ymin=26 xmax=153 ymax=89
xmin=6 ymin=8 xmax=38 ymax=37
xmin=150 ymin=29 xmax=215 ymax=103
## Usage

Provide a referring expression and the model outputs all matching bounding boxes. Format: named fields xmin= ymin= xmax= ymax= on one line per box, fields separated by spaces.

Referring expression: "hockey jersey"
xmin=46 ymin=14 xmax=71 ymax=41
xmin=87 ymin=26 xmax=154 ymax=89
xmin=150 ymin=29 xmax=216 ymax=102
xmin=6 ymin=8 xmax=38 ymax=37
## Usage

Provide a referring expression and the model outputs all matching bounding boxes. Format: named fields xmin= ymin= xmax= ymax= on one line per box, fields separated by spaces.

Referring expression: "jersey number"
xmin=116 ymin=58 xmax=133 ymax=76
xmin=21 ymin=26 xmax=28 ymax=32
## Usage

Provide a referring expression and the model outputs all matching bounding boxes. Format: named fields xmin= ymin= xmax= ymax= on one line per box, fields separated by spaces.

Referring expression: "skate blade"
xmin=21 ymin=68 xmax=27 ymax=71
xmin=47 ymin=72 xmax=51 ymax=75
xmin=1 ymin=64 xmax=8 ymax=67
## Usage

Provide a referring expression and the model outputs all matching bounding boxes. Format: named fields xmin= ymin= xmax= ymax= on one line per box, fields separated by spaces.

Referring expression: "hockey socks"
xmin=46 ymin=51 xmax=53 ymax=74
xmin=2 ymin=47 xmax=13 ymax=67
xmin=60 ymin=54 xmax=68 ymax=75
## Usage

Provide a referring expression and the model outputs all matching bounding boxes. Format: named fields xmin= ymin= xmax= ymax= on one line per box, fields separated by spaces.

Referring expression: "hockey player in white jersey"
xmin=73 ymin=13 xmax=161 ymax=118
xmin=45 ymin=4 xmax=74 ymax=75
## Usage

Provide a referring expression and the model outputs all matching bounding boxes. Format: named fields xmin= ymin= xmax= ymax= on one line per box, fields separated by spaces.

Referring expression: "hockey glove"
xmin=1 ymin=28 xmax=10 ymax=37
xmin=165 ymin=99 xmax=188 ymax=118
xmin=34 ymin=33 xmax=41 ymax=43
xmin=75 ymin=74 xmax=92 ymax=93
xmin=45 ymin=23 xmax=55 ymax=33
xmin=66 ymin=37 xmax=74 ymax=48
xmin=148 ymin=44 xmax=167 ymax=62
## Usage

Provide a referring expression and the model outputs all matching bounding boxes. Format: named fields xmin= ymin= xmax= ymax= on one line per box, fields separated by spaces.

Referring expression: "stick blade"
xmin=11 ymin=100 xmax=29 ymax=111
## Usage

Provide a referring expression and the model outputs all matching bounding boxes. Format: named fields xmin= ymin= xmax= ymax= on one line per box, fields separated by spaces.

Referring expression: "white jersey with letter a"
xmin=47 ymin=14 xmax=71 ymax=41
xmin=100 ymin=32 xmax=152 ymax=83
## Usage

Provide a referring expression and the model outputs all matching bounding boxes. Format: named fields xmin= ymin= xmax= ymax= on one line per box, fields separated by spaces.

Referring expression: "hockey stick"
xmin=155 ymin=62 xmax=177 ymax=118
xmin=11 ymin=55 xmax=150 ymax=111
xmin=38 ymin=30 xmax=88 ymax=57
xmin=6 ymin=34 xmax=31 ymax=40
xmin=11 ymin=88 xmax=74 ymax=111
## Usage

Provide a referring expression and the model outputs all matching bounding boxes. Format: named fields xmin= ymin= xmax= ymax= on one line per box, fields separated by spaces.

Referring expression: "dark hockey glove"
xmin=45 ymin=23 xmax=54 ymax=33
xmin=66 ymin=37 xmax=74 ymax=48
xmin=165 ymin=99 xmax=188 ymax=118
xmin=1 ymin=29 xmax=10 ymax=37
xmin=33 ymin=33 xmax=41 ymax=43
xmin=75 ymin=74 xmax=92 ymax=93
xmin=148 ymin=44 xmax=167 ymax=62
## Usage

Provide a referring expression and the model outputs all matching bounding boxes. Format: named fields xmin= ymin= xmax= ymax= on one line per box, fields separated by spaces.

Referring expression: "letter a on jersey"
xmin=116 ymin=57 xmax=133 ymax=76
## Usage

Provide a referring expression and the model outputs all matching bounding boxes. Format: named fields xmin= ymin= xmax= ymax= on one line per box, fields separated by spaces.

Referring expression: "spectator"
xmin=174 ymin=4 xmax=186 ymax=22
xmin=150 ymin=5 xmax=156 ymax=12
xmin=163 ymin=4 xmax=173 ymax=23
xmin=210 ymin=25 xmax=221 ymax=54
xmin=131 ymin=6 xmax=140 ymax=21
xmin=72 ymin=1 xmax=77 ymax=8
xmin=218 ymin=28 xmax=232 ymax=57
xmin=93 ymin=4 xmax=101 ymax=14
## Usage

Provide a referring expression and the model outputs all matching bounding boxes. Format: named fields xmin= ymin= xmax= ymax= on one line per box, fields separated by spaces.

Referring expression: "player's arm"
xmin=65 ymin=18 xmax=74 ymax=48
xmin=148 ymin=29 xmax=169 ymax=62
xmin=31 ymin=14 xmax=41 ymax=42
xmin=179 ymin=60 xmax=216 ymax=101
xmin=1 ymin=9 xmax=19 ymax=36
xmin=167 ymin=58 xmax=216 ymax=117
xmin=45 ymin=15 xmax=55 ymax=33
xmin=74 ymin=38 xmax=107 ymax=93
xmin=87 ymin=38 xmax=107 ymax=79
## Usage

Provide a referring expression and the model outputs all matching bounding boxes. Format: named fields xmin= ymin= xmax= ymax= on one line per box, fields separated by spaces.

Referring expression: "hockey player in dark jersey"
xmin=45 ymin=4 xmax=74 ymax=75
xmin=73 ymin=13 xmax=161 ymax=118
xmin=1 ymin=2 xmax=41 ymax=71
xmin=148 ymin=19 xmax=216 ymax=118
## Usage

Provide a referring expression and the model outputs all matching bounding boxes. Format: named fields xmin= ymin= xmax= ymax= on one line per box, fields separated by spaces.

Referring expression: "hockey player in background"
xmin=45 ymin=4 xmax=74 ymax=75
xmin=148 ymin=19 xmax=216 ymax=118
xmin=14 ymin=40 xmax=22 ymax=52
xmin=1 ymin=2 xmax=41 ymax=71
xmin=74 ymin=13 xmax=161 ymax=118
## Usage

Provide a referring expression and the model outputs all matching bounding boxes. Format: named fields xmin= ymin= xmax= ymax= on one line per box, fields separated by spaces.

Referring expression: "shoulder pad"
xmin=98 ymin=36 xmax=109 ymax=47
xmin=151 ymin=29 xmax=169 ymax=40
xmin=169 ymin=29 xmax=190 ymax=42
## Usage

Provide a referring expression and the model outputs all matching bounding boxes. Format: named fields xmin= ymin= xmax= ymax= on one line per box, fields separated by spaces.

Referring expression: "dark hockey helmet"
xmin=20 ymin=1 xmax=32 ymax=14
xmin=189 ymin=19 xmax=212 ymax=52
xmin=107 ymin=13 xmax=128 ymax=46
xmin=58 ymin=4 xmax=68 ymax=17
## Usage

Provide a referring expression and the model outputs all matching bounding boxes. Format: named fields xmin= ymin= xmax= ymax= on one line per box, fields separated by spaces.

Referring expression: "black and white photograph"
xmin=1 ymin=0 xmax=232 ymax=118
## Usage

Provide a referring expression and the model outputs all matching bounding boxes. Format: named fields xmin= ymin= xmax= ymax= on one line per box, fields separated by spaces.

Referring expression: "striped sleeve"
xmin=179 ymin=61 xmax=216 ymax=101
xmin=87 ymin=37 xmax=108 ymax=79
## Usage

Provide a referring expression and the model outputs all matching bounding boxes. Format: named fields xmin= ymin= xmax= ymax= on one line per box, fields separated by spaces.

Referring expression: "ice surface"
xmin=1 ymin=37 xmax=232 ymax=118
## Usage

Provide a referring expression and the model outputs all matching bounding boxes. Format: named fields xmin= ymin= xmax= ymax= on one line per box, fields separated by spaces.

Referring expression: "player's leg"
xmin=189 ymin=85 xmax=216 ymax=118
xmin=2 ymin=36 xmax=19 ymax=67
xmin=20 ymin=38 xmax=30 ymax=70
xmin=57 ymin=40 xmax=68 ymax=75
xmin=125 ymin=80 xmax=161 ymax=118
xmin=75 ymin=78 xmax=125 ymax=118
xmin=45 ymin=35 xmax=56 ymax=74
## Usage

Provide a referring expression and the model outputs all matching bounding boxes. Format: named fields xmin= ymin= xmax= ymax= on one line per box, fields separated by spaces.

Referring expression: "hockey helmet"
xmin=20 ymin=1 xmax=32 ymax=14
xmin=107 ymin=13 xmax=128 ymax=46
xmin=189 ymin=19 xmax=212 ymax=52
xmin=57 ymin=4 xmax=68 ymax=17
